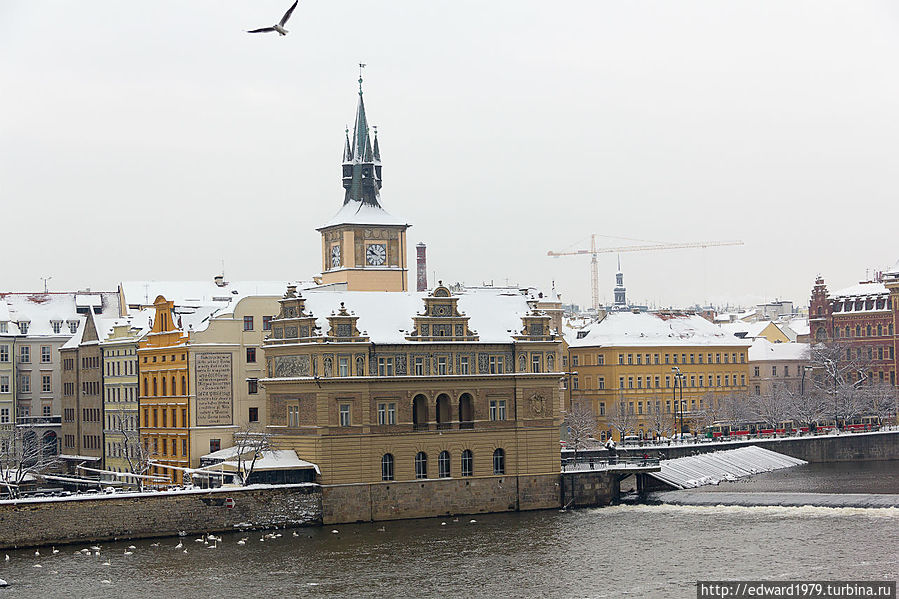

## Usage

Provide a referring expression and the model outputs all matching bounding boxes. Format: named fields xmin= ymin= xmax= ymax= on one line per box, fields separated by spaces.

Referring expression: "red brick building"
xmin=809 ymin=267 xmax=898 ymax=386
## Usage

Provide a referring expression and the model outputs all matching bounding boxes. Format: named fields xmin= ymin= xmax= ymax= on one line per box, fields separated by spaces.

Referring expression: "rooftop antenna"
xmin=40 ymin=276 xmax=52 ymax=293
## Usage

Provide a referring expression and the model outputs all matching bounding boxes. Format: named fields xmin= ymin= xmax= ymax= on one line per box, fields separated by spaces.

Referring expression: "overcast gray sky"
xmin=2 ymin=1 xmax=898 ymax=309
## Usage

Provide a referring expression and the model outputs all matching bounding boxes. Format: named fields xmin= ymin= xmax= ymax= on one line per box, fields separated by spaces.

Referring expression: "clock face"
xmin=366 ymin=243 xmax=387 ymax=266
xmin=330 ymin=245 xmax=341 ymax=268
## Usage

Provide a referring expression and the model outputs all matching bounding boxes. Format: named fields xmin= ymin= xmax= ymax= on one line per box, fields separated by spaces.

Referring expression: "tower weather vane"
xmin=359 ymin=63 xmax=366 ymax=92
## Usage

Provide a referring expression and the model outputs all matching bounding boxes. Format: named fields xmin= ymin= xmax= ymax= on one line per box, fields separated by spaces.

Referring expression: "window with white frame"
xmin=20 ymin=374 xmax=30 ymax=392
xmin=377 ymin=402 xmax=396 ymax=425
xmin=460 ymin=356 xmax=469 ymax=375
xmin=41 ymin=374 xmax=51 ymax=393
xmin=51 ymin=321 xmax=62 ymax=334
xmin=0 ymin=345 xmax=8 ymax=363
xmin=414 ymin=357 xmax=424 ymax=375
xmin=0 ymin=408 xmax=8 ymax=423
xmin=68 ymin=321 xmax=78 ymax=333
xmin=338 ymin=357 xmax=349 ymax=377
xmin=489 ymin=399 xmax=506 ymax=421
xmin=20 ymin=346 xmax=30 ymax=363
xmin=377 ymin=357 xmax=394 ymax=376
xmin=0 ymin=376 xmax=8 ymax=393
xmin=437 ymin=357 xmax=447 ymax=375
xmin=288 ymin=405 xmax=300 ymax=427
xmin=339 ymin=403 xmax=351 ymax=427
xmin=41 ymin=346 xmax=51 ymax=363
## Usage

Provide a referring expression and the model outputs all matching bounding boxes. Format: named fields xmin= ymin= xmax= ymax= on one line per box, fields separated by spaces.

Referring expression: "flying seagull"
xmin=248 ymin=0 xmax=298 ymax=36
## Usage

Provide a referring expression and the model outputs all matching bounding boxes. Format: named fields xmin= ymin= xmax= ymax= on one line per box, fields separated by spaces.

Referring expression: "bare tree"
xmin=785 ymin=387 xmax=828 ymax=434
xmin=647 ymin=400 xmax=671 ymax=440
xmin=809 ymin=340 xmax=873 ymax=430
xmin=232 ymin=423 xmax=273 ymax=485
xmin=563 ymin=401 xmax=597 ymax=462
xmin=607 ymin=398 xmax=636 ymax=443
xmin=864 ymin=383 xmax=897 ymax=427
xmin=118 ymin=407 xmax=156 ymax=491
xmin=0 ymin=426 xmax=60 ymax=499
xmin=719 ymin=393 xmax=751 ymax=429
xmin=750 ymin=384 xmax=791 ymax=432
xmin=696 ymin=392 xmax=721 ymax=432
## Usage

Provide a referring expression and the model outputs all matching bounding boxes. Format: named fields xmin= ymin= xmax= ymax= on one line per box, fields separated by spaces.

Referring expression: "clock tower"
xmin=317 ymin=74 xmax=411 ymax=292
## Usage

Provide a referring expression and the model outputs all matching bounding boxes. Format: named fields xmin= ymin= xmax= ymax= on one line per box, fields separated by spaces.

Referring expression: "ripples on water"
xmin=3 ymin=501 xmax=897 ymax=599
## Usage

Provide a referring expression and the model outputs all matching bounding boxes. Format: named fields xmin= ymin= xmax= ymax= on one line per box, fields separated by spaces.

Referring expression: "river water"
xmin=2 ymin=462 xmax=897 ymax=598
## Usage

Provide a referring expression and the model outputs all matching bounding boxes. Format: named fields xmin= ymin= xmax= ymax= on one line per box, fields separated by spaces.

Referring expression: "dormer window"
xmin=0 ymin=322 xmax=7 ymax=334
xmin=51 ymin=321 xmax=63 ymax=334
xmin=18 ymin=322 xmax=29 ymax=335
xmin=68 ymin=321 xmax=79 ymax=334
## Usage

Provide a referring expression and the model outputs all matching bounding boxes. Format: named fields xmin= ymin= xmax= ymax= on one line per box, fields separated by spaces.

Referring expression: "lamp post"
xmin=671 ymin=367 xmax=686 ymax=440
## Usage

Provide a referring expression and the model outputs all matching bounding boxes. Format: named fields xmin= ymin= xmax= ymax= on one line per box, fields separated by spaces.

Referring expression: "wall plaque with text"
xmin=195 ymin=352 xmax=233 ymax=426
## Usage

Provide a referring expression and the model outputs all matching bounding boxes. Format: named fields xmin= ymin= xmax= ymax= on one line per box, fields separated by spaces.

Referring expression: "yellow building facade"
xmin=138 ymin=296 xmax=191 ymax=484
xmin=567 ymin=311 xmax=751 ymax=440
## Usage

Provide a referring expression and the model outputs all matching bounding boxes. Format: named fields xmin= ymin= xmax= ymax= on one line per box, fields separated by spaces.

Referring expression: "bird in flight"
xmin=248 ymin=0 xmax=299 ymax=36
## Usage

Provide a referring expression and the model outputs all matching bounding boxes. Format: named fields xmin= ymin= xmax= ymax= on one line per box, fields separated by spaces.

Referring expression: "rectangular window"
xmin=460 ymin=356 xmax=469 ymax=375
xmin=20 ymin=346 xmax=30 ymax=363
xmin=0 ymin=408 xmax=8 ymax=423
xmin=698 ymin=354 xmax=704 ymax=364
xmin=0 ymin=376 xmax=7 ymax=394
xmin=772 ymin=366 xmax=777 ymax=376
xmin=597 ymin=354 xmax=604 ymax=365
xmin=209 ymin=438 xmax=221 ymax=453
xmin=636 ymin=354 xmax=642 ymax=365
xmin=627 ymin=354 xmax=633 ymax=365
xmin=654 ymin=376 xmax=660 ymax=388
xmin=262 ymin=316 xmax=273 ymax=331
xmin=248 ymin=379 xmax=258 ymax=394
xmin=489 ymin=399 xmax=507 ymax=421
xmin=243 ymin=316 xmax=254 ymax=331
xmin=0 ymin=346 xmax=7 ymax=363
xmin=618 ymin=354 xmax=624 ymax=365
xmin=182 ymin=439 xmax=188 ymax=456
xmin=339 ymin=404 xmax=351 ymax=427
xmin=665 ymin=376 xmax=670 ymax=388
xmin=20 ymin=374 xmax=30 ymax=393
xmin=246 ymin=347 xmax=256 ymax=363
xmin=636 ymin=377 xmax=642 ymax=389
xmin=532 ymin=354 xmax=541 ymax=373
xmin=377 ymin=402 xmax=396 ymax=425
xmin=489 ymin=356 xmax=498 ymax=374
xmin=628 ymin=377 xmax=634 ymax=389
xmin=599 ymin=402 xmax=605 ymax=416
xmin=598 ymin=377 xmax=604 ymax=390
xmin=182 ymin=409 xmax=187 ymax=428
xmin=248 ymin=407 xmax=259 ymax=422
xmin=377 ymin=357 xmax=394 ymax=376
xmin=437 ymin=357 xmax=448 ymax=375
xmin=41 ymin=346 xmax=51 ymax=363
xmin=288 ymin=405 xmax=299 ymax=427
xmin=572 ymin=376 xmax=579 ymax=390
xmin=619 ymin=376 xmax=625 ymax=389
xmin=338 ymin=357 xmax=349 ymax=377
xmin=414 ymin=357 xmax=424 ymax=376
xmin=18 ymin=322 xmax=29 ymax=335
xmin=41 ymin=374 xmax=51 ymax=393
xmin=716 ymin=353 xmax=721 ymax=364
xmin=572 ymin=355 xmax=579 ymax=366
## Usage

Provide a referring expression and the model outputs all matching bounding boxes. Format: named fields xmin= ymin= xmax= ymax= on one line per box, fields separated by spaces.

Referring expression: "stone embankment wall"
xmin=322 ymin=474 xmax=561 ymax=524
xmin=0 ymin=484 xmax=321 ymax=550
xmin=568 ymin=430 xmax=899 ymax=463
xmin=560 ymin=471 xmax=619 ymax=508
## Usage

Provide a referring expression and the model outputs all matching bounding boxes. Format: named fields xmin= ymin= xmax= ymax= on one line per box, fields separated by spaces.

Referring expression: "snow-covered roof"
xmin=785 ymin=318 xmax=809 ymax=336
xmin=201 ymin=449 xmax=319 ymax=473
xmin=0 ymin=292 xmax=118 ymax=337
xmin=119 ymin=280 xmax=316 ymax=310
xmin=717 ymin=320 xmax=771 ymax=338
xmin=297 ymin=288 xmax=536 ymax=344
xmin=747 ymin=338 xmax=809 ymax=362
xmin=318 ymin=199 xmax=410 ymax=228
xmin=566 ymin=311 xmax=751 ymax=348
xmin=832 ymin=281 xmax=888 ymax=297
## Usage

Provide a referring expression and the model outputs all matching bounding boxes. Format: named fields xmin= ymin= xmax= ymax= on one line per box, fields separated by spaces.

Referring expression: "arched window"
xmin=152 ymin=378 xmax=157 ymax=396
xmin=412 ymin=395 xmax=428 ymax=431
xmin=866 ymin=325 xmax=872 ymax=336
xmin=845 ymin=326 xmax=851 ymax=338
xmin=856 ymin=325 xmax=861 ymax=337
xmin=143 ymin=379 xmax=148 ymax=397
xmin=181 ymin=376 xmax=187 ymax=394
xmin=438 ymin=450 xmax=450 ymax=478
xmin=414 ymin=452 xmax=428 ymax=479
xmin=381 ymin=453 xmax=394 ymax=481
xmin=436 ymin=394 xmax=451 ymax=429
xmin=493 ymin=448 xmax=505 ymax=475
xmin=161 ymin=377 xmax=167 ymax=396
xmin=461 ymin=449 xmax=473 ymax=477
xmin=458 ymin=394 xmax=474 ymax=429
xmin=171 ymin=376 xmax=176 ymax=396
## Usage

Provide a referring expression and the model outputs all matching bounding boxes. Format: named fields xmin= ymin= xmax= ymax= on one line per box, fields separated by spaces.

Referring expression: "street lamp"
xmin=671 ymin=367 xmax=686 ymax=440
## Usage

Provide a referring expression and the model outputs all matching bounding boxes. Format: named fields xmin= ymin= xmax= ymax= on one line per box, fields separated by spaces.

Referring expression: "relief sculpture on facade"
xmin=274 ymin=355 xmax=310 ymax=377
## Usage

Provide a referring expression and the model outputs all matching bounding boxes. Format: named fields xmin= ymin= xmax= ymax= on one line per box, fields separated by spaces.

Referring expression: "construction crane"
xmin=548 ymin=234 xmax=744 ymax=312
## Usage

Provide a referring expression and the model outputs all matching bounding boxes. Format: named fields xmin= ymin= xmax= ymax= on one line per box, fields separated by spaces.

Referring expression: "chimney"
xmin=416 ymin=243 xmax=428 ymax=292
xmin=214 ymin=275 xmax=226 ymax=287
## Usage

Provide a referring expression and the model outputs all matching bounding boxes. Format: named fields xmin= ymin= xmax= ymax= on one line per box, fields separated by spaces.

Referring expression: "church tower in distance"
xmin=317 ymin=74 xmax=411 ymax=292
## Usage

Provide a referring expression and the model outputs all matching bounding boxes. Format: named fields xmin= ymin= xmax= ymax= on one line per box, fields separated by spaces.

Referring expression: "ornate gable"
xmin=325 ymin=302 xmax=368 ymax=342
xmin=406 ymin=283 xmax=478 ymax=342
xmin=268 ymin=285 xmax=320 ymax=343
xmin=513 ymin=302 xmax=556 ymax=342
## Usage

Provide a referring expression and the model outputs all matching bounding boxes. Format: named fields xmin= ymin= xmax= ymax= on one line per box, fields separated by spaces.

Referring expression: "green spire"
xmin=341 ymin=70 xmax=382 ymax=207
